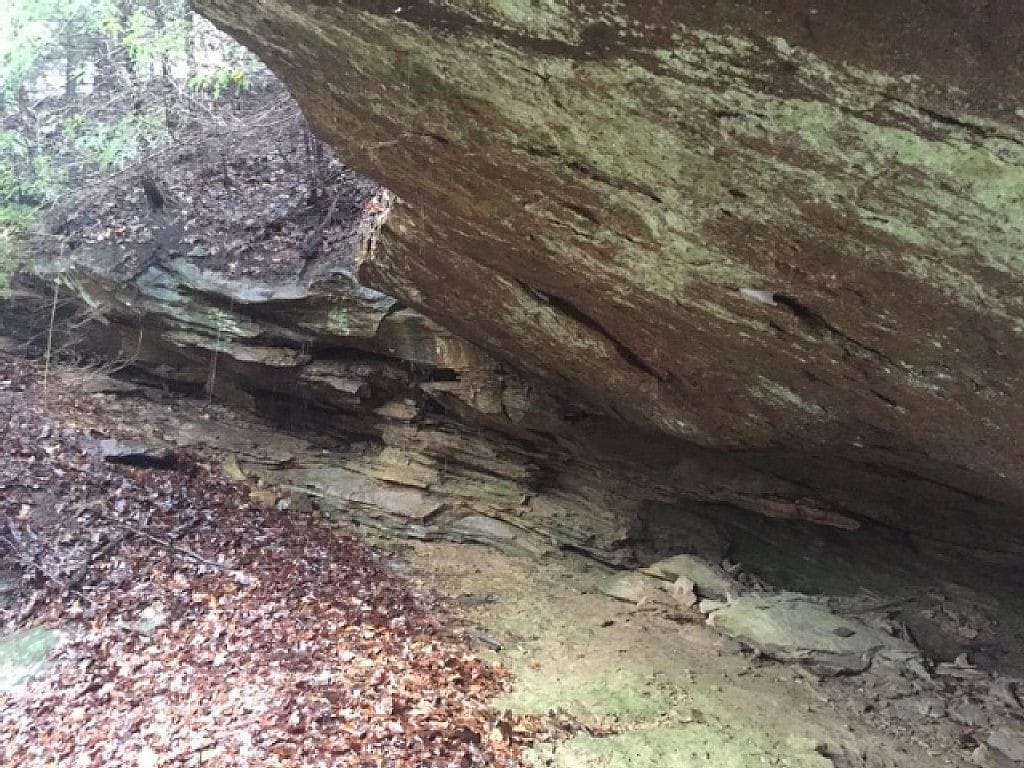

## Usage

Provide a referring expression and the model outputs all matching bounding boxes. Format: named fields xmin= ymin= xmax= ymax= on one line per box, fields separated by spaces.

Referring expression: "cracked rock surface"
xmin=183 ymin=0 xmax=1024 ymax=560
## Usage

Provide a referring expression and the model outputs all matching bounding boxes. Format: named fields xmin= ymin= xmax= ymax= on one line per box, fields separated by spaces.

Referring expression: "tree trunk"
xmin=63 ymin=26 xmax=77 ymax=101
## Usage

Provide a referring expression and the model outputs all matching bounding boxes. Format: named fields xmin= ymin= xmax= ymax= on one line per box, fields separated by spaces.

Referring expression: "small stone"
xmin=892 ymin=694 xmax=946 ymax=719
xmin=641 ymin=554 xmax=736 ymax=599
xmin=988 ymin=727 xmax=1024 ymax=762
xmin=598 ymin=572 xmax=658 ymax=604
xmin=0 ymin=627 xmax=59 ymax=691
xmin=680 ymin=707 xmax=705 ymax=724
xmin=671 ymin=576 xmax=698 ymax=609
xmin=950 ymin=699 xmax=990 ymax=728
xmin=739 ymin=288 xmax=777 ymax=306
xmin=972 ymin=744 xmax=1016 ymax=768
xmin=959 ymin=624 xmax=981 ymax=640
xmin=99 ymin=439 xmax=176 ymax=469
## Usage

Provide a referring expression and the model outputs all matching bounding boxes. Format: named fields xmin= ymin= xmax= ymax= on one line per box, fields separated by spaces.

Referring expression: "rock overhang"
xmin=190 ymin=1 xmax=1024 ymax=520
xmin=7 ymin=1 xmax=1024 ymax=563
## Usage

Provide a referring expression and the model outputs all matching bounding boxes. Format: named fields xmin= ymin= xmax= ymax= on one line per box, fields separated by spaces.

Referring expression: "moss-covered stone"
xmin=0 ymin=627 xmax=58 ymax=691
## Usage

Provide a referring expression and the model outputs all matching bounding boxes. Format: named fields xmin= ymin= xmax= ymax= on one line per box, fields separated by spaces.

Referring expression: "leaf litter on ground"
xmin=0 ymin=352 xmax=582 ymax=767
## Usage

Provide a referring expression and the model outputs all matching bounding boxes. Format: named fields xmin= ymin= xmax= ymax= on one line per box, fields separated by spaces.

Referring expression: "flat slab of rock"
xmin=702 ymin=594 xmax=918 ymax=673
xmin=0 ymin=627 xmax=58 ymax=691
xmin=598 ymin=572 xmax=661 ymax=605
xmin=972 ymin=744 xmax=1018 ymax=768
xmin=99 ymin=439 xmax=177 ymax=469
xmin=445 ymin=515 xmax=544 ymax=558
xmin=642 ymin=554 xmax=736 ymax=600
xmin=987 ymin=727 xmax=1024 ymax=762
xmin=74 ymin=373 xmax=147 ymax=396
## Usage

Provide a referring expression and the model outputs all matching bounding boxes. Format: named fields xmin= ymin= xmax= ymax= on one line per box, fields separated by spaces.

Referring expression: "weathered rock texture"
xmin=8 ymin=3 xmax=1024 ymax=578
xmin=1 ymin=109 xmax=717 ymax=566
xmin=187 ymin=1 xmax=1024 ymax=554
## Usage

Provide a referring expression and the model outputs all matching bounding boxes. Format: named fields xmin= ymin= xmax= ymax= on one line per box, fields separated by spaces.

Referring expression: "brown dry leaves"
xmin=0 ymin=355 xmax=558 ymax=767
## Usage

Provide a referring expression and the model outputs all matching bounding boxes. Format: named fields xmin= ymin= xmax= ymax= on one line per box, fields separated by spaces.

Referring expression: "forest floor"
xmin=0 ymin=349 xmax=576 ymax=767
xmin=33 ymin=81 xmax=379 ymax=287
xmin=2 ymin=347 xmax=1023 ymax=768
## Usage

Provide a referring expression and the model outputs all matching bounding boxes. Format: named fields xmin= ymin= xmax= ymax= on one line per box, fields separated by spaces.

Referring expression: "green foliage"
xmin=119 ymin=4 xmax=186 ymax=73
xmin=0 ymin=130 xmax=65 ymax=204
xmin=188 ymin=67 xmax=251 ymax=99
xmin=0 ymin=204 xmax=35 ymax=293
xmin=0 ymin=237 xmax=21 ymax=293
xmin=0 ymin=0 xmax=266 ymax=268
xmin=0 ymin=0 xmax=111 ymax=97
xmin=71 ymin=110 xmax=170 ymax=172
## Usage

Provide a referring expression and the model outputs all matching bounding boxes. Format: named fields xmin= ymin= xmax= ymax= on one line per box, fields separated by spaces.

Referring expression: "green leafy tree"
xmin=0 ymin=0 xmax=268 ymax=290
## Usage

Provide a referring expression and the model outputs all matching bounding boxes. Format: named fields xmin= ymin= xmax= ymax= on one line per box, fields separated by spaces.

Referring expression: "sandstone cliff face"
xmin=8 ymin=4 xmax=1024 ymax=570
xmin=186 ymin=1 xmax=1024 ymax=552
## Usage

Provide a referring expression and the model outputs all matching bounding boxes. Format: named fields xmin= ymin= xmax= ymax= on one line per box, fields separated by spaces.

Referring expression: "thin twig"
xmin=42 ymin=270 xmax=61 ymax=395
xmin=116 ymin=522 xmax=227 ymax=570
xmin=207 ymin=314 xmax=221 ymax=404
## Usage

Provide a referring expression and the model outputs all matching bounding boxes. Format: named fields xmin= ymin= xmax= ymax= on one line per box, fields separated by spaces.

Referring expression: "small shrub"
xmin=0 ymin=205 xmax=34 ymax=293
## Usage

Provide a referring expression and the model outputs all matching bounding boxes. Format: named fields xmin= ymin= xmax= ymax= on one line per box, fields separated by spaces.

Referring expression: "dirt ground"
xmin=0 ymin=353 xmax=556 ymax=767
xmin=400 ymin=540 xmax=989 ymax=768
